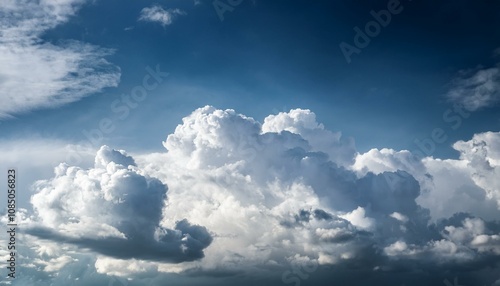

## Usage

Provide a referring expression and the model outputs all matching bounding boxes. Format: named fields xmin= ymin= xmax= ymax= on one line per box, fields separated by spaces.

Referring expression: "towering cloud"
xmin=134 ymin=107 xmax=500 ymax=282
xmin=8 ymin=106 xmax=500 ymax=285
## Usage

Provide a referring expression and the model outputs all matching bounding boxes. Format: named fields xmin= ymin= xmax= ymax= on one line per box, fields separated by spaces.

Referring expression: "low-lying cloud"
xmin=27 ymin=146 xmax=212 ymax=263
xmin=8 ymin=106 xmax=500 ymax=285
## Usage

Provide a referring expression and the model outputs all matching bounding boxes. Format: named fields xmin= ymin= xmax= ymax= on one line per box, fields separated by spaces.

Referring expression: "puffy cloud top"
xmin=137 ymin=107 xmax=500 ymax=278
xmin=454 ymin=132 xmax=500 ymax=208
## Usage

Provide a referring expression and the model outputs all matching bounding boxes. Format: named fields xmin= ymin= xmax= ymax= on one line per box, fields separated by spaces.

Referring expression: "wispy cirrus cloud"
xmin=138 ymin=5 xmax=186 ymax=27
xmin=446 ymin=62 xmax=500 ymax=111
xmin=0 ymin=0 xmax=121 ymax=119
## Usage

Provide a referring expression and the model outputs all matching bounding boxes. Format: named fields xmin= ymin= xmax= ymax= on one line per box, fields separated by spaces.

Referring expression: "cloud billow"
xmin=15 ymin=106 xmax=500 ymax=285
xmin=27 ymin=146 xmax=212 ymax=263
xmin=133 ymin=106 xmax=500 ymax=281
xmin=138 ymin=5 xmax=186 ymax=27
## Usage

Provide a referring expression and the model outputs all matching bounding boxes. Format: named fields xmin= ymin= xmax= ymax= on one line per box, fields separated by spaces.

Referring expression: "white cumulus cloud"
xmin=139 ymin=5 xmax=186 ymax=27
xmin=5 ymin=106 xmax=500 ymax=285
xmin=353 ymin=131 xmax=500 ymax=221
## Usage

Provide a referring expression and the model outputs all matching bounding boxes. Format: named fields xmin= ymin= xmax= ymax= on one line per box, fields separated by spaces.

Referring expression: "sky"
xmin=0 ymin=0 xmax=500 ymax=285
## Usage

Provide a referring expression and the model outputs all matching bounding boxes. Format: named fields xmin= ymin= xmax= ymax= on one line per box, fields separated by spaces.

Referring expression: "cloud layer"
xmin=5 ymin=106 xmax=500 ymax=285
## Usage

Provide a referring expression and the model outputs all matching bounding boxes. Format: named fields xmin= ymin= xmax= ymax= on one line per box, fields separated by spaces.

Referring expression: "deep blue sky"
xmin=2 ymin=0 xmax=500 ymax=158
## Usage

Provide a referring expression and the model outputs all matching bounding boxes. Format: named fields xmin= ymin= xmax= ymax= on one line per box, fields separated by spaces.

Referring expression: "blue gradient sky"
xmin=2 ymin=0 xmax=499 ymax=158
